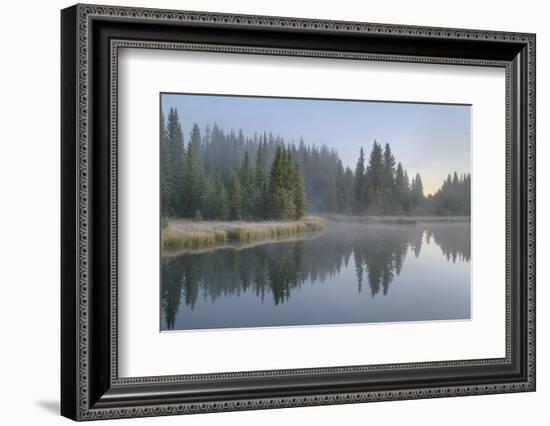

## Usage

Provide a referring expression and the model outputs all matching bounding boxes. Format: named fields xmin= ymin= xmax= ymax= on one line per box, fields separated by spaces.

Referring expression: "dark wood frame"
xmin=61 ymin=3 xmax=536 ymax=421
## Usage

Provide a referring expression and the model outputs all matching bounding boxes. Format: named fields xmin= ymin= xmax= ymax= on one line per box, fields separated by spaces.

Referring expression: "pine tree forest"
xmin=161 ymin=107 xmax=471 ymax=221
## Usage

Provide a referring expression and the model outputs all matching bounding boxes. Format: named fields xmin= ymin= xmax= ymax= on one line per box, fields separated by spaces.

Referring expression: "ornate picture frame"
xmin=61 ymin=4 xmax=535 ymax=421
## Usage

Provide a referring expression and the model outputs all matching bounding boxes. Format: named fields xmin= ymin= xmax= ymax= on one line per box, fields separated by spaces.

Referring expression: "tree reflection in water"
xmin=161 ymin=222 xmax=471 ymax=330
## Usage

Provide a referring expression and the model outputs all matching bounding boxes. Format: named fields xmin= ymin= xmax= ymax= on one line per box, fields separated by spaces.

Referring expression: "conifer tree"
xmin=342 ymin=167 xmax=355 ymax=215
xmin=267 ymin=146 xmax=303 ymax=220
xmin=211 ymin=177 xmax=229 ymax=220
xmin=403 ymin=166 xmax=412 ymax=211
xmin=354 ymin=147 xmax=366 ymax=212
xmin=383 ymin=143 xmax=396 ymax=190
xmin=394 ymin=162 xmax=409 ymax=213
xmin=267 ymin=146 xmax=286 ymax=219
xmin=239 ymin=151 xmax=255 ymax=219
xmin=193 ymin=209 xmax=203 ymax=221
xmin=410 ymin=173 xmax=424 ymax=209
xmin=254 ymin=141 xmax=268 ymax=218
xmin=189 ymin=124 xmax=201 ymax=158
xmin=269 ymin=146 xmax=285 ymax=189
xmin=366 ymin=141 xmax=384 ymax=210
xmin=292 ymin=162 xmax=306 ymax=219
xmin=165 ymin=108 xmax=185 ymax=216
xmin=182 ymin=135 xmax=202 ymax=216
xmin=228 ymin=172 xmax=243 ymax=220
xmin=382 ymin=143 xmax=396 ymax=211
xmin=202 ymin=177 xmax=217 ymax=219
xmin=160 ymin=107 xmax=170 ymax=215
xmin=367 ymin=141 xmax=384 ymax=190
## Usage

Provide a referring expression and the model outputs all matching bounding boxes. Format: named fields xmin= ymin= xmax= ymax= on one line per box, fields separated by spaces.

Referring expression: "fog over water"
xmin=161 ymin=220 xmax=471 ymax=331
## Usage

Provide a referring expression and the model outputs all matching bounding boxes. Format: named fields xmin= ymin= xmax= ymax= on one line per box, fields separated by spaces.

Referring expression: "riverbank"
xmin=321 ymin=213 xmax=470 ymax=225
xmin=162 ymin=217 xmax=326 ymax=252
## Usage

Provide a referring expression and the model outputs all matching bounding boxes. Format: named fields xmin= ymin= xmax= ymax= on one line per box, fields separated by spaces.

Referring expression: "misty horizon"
xmin=161 ymin=93 xmax=471 ymax=195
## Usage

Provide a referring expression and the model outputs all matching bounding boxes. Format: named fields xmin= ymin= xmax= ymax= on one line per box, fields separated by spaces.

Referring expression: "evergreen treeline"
xmin=351 ymin=142 xmax=426 ymax=214
xmin=427 ymin=172 xmax=471 ymax=216
xmin=162 ymin=108 xmax=305 ymax=221
xmin=161 ymin=107 xmax=470 ymax=220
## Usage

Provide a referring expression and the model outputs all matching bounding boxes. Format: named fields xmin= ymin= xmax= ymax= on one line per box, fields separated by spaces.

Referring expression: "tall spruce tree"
xmin=267 ymin=147 xmax=285 ymax=219
xmin=239 ymin=151 xmax=255 ymax=219
xmin=410 ymin=173 xmax=424 ymax=209
xmin=382 ymin=143 xmax=396 ymax=212
xmin=189 ymin=124 xmax=201 ymax=157
xmin=342 ymin=167 xmax=355 ymax=215
xmin=228 ymin=172 xmax=243 ymax=220
xmin=403 ymin=170 xmax=410 ymax=208
xmin=382 ymin=143 xmax=396 ymax=190
xmin=201 ymin=177 xmax=216 ymax=219
xmin=366 ymin=141 xmax=384 ymax=211
xmin=292 ymin=162 xmax=306 ymax=219
xmin=394 ymin=162 xmax=409 ymax=213
xmin=165 ymin=108 xmax=185 ymax=216
xmin=267 ymin=146 xmax=304 ymax=220
xmin=354 ymin=147 xmax=366 ymax=212
xmin=212 ymin=177 xmax=229 ymax=220
xmin=160 ymin=107 xmax=169 ymax=216
xmin=254 ymin=141 xmax=268 ymax=218
xmin=367 ymin=141 xmax=384 ymax=190
xmin=182 ymin=126 xmax=208 ymax=217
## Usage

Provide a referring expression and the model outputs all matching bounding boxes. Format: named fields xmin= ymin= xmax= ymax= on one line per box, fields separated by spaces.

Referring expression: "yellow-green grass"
xmin=163 ymin=229 xmax=227 ymax=250
xmin=162 ymin=217 xmax=325 ymax=251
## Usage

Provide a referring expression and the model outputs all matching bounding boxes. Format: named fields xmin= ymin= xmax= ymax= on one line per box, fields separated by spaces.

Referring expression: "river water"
xmin=161 ymin=220 xmax=471 ymax=331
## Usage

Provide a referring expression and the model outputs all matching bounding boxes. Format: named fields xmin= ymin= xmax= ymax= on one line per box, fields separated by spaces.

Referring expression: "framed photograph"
xmin=61 ymin=4 xmax=536 ymax=421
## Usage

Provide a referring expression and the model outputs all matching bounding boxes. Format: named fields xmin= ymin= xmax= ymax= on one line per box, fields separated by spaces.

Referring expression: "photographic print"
xmin=61 ymin=6 xmax=535 ymax=418
xmin=160 ymin=93 xmax=471 ymax=331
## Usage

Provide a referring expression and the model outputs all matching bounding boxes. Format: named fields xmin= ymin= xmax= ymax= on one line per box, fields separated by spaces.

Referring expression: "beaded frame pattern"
xmin=74 ymin=4 xmax=535 ymax=420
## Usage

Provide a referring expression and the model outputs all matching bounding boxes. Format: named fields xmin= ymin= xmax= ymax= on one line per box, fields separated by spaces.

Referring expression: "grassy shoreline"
xmin=162 ymin=216 xmax=326 ymax=252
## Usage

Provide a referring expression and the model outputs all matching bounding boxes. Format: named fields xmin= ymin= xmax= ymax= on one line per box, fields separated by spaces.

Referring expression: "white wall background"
xmin=0 ymin=0 xmax=546 ymax=424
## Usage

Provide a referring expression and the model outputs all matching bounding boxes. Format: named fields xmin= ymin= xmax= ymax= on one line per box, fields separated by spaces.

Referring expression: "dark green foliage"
xmin=289 ymin=156 xmax=306 ymax=220
xmin=160 ymin=108 xmax=169 ymax=213
xmin=189 ymin=123 xmax=201 ymax=154
xmin=228 ymin=172 xmax=243 ymax=220
xmin=354 ymin=147 xmax=367 ymax=213
xmin=161 ymin=107 xmax=185 ymax=217
xmin=211 ymin=177 xmax=229 ymax=220
xmin=254 ymin=141 xmax=269 ymax=218
xmin=394 ymin=162 xmax=411 ymax=213
xmin=182 ymin=132 xmax=204 ymax=216
xmin=193 ymin=209 xmax=203 ymax=222
xmin=428 ymin=172 xmax=471 ymax=216
xmin=293 ymin=165 xmax=306 ymax=219
xmin=409 ymin=173 xmax=425 ymax=211
xmin=382 ymin=143 xmax=397 ymax=212
xmin=160 ymin=112 xmax=309 ymax=221
xmin=267 ymin=146 xmax=305 ymax=220
xmin=357 ymin=141 xmax=399 ymax=214
xmin=383 ymin=143 xmax=396 ymax=189
xmin=367 ymin=141 xmax=384 ymax=190
xmin=239 ymin=151 xmax=255 ymax=219
xmin=341 ymin=167 xmax=355 ymax=215
xmin=160 ymin=110 xmax=470 ymax=219
xmin=201 ymin=177 xmax=216 ymax=220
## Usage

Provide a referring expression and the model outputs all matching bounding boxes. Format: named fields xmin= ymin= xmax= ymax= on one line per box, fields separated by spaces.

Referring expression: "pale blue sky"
xmin=161 ymin=93 xmax=471 ymax=195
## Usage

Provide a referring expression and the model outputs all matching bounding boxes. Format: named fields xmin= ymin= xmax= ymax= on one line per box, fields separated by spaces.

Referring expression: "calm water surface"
xmin=161 ymin=220 xmax=470 ymax=331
